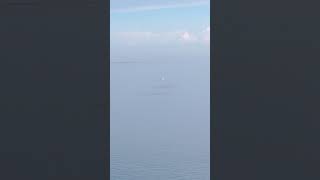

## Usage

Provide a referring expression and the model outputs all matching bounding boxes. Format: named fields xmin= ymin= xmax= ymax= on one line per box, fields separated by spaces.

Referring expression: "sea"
xmin=111 ymin=53 xmax=210 ymax=180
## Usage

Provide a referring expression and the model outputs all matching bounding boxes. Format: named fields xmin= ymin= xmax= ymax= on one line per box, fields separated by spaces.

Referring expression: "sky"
xmin=111 ymin=0 xmax=210 ymax=58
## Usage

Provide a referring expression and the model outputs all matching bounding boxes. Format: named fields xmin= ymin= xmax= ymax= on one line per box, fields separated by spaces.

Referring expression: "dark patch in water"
xmin=150 ymin=92 xmax=170 ymax=96
xmin=136 ymin=92 xmax=171 ymax=96
xmin=151 ymin=84 xmax=176 ymax=89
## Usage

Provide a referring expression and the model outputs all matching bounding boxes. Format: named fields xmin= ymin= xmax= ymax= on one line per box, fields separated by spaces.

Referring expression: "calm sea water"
xmin=111 ymin=56 xmax=210 ymax=180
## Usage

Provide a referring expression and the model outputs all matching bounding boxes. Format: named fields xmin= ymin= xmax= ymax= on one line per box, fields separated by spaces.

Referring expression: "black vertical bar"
xmin=0 ymin=0 xmax=109 ymax=179
xmin=214 ymin=0 xmax=320 ymax=179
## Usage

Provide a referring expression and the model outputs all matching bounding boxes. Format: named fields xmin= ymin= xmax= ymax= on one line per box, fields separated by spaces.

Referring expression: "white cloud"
xmin=202 ymin=26 xmax=210 ymax=44
xmin=180 ymin=32 xmax=198 ymax=42
xmin=111 ymin=26 xmax=210 ymax=46
xmin=182 ymin=32 xmax=191 ymax=40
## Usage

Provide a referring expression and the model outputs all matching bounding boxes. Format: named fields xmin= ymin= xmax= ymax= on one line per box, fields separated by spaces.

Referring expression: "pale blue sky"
xmin=111 ymin=0 xmax=210 ymax=58
xmin=110 ymin=0 xmax=209 ymax=10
